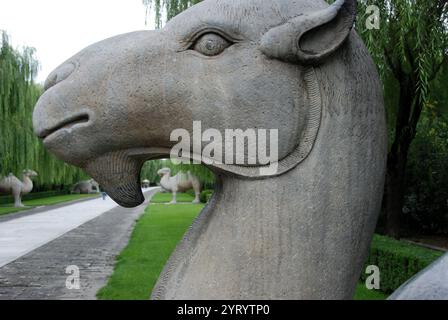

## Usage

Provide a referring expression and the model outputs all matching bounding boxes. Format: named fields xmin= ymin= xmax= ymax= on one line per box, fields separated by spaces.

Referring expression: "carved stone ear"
xmin=260 ymin=0 xmax=356 ymax=65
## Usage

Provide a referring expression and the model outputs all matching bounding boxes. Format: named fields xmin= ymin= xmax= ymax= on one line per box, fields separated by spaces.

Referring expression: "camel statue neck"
xmin=21 ymin=174 xmax=33 ymax=194
xmin=152 ymin=165 xmax=379 ymax=299
xmin=152 ymin=175 xmax=281 ymax=299
xmin=159 ymin=173 xmax=170 ymax=188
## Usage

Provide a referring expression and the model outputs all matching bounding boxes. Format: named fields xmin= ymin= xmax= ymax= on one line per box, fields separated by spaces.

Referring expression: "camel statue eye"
xmin=192 ymin=33 xmax=232 ymax=56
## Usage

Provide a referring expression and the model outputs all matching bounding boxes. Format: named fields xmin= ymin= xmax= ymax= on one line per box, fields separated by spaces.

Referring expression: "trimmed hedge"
xmin=175 ymin=189 xmax=213 ymax=203
xmin=200 ymin=190 xmax=214 ymax=203
xmin=0 ymin=190 xmax=70 ymax=205
xmin=361 ymin=234 xmax=444 ymax=293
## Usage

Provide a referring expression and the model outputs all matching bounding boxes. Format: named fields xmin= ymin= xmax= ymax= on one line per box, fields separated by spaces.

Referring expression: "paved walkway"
xmin=0 ymin=188 xmax=159 ymax=299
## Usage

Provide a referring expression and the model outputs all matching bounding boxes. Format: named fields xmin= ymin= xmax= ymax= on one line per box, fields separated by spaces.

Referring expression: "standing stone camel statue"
xmin=158 ymin=168 xmax=201 ymax=204
xmin=33 ymin=0 xmax=387 ymax=299
xmin=0 ymin=170 xmax=38 ymax=207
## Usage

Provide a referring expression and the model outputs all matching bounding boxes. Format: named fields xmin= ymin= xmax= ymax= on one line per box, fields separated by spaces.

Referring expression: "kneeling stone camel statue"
xmin=34 ymin=0 xmax=388 ymax=299
xmin=71 ymin=179 xmax=99 ymax=194
xmin=0 ymin=170 xmax=38 ymax=207
xmin=158 ymin=168 xmax=201 ymax=204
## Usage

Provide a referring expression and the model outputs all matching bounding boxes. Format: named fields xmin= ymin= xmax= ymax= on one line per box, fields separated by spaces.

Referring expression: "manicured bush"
xmin=361 ymin=234 xmax=444 ymax=293
xmin=200 ymin=189 xmax=213 ymax=203
xmin=184 ymin=189 xmax=214 ymax=203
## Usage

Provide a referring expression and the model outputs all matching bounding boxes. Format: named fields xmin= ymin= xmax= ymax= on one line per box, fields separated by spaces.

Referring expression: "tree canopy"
xmin=357 ymin=0 xmax=447 ymax=237
xmin=143 ymin=0 xmax=202 ymax=28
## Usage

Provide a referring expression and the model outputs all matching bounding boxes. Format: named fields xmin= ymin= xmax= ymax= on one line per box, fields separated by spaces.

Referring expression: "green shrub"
xmin=200 ymin=190 xmax=214 ymax=203
xmin=404 ymin=112 xmax=448 ymax=234
xmin=361 ymin=235 xmax=444 ymax=293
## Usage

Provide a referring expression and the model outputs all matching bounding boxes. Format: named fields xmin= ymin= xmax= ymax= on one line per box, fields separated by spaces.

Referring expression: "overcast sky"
xmin=0 ymin=0 xmax=154 ymax=83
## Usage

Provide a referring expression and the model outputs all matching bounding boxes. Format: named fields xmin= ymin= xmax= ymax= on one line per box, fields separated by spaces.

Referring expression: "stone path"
xmin=0 ymin=188 xmax=159 ymax=299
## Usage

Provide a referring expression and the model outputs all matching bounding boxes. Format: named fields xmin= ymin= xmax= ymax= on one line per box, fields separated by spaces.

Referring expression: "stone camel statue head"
xmin=157 ymin=168 xmax=171 ymax=178
xmin=23 ymin=169 xmax=38 ymax=178
xmin=33 ymin=0 xmax=387 ymax=299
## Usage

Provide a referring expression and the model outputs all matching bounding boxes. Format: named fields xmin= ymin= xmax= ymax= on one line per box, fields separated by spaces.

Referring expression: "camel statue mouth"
xmin=82 ymin=148 xmax=220 ymax=208
xmin=37 ymin=113 xmax=90 ymax=141
xmin=81 ymin=130 xmax=324 ymax=208
xmin=83 ymin=149 xmax=175 ymax=208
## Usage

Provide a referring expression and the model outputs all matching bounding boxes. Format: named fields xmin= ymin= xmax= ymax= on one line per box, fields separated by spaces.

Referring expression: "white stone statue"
xmin=157 ymin=168 xmax=201 ymax=204
xmin=0 ymin=170 xmax=38 ymax=207
xmin=71 ymin=179 xmax=99 ymax=194
xmin=34 ymin=0 xmax=388 ymax=299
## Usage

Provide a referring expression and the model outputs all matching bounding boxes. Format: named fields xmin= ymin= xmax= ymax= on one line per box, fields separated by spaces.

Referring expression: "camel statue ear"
xmin=260 ymin=0 xmax=356 ymax=65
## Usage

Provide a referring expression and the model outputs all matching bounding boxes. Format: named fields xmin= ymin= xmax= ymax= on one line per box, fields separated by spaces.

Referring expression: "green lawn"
xmin=97 ymin=192 xmax=389 ymax=300
xmin=97 ymin=192 xmax=201 ymax=299
xmin=354 ymin=283 xmax=388 ymax=300
xmin=0 ymin=194 xmax=98 ymax=216
xmin=148 ymin=192 xmax=195 ymax=203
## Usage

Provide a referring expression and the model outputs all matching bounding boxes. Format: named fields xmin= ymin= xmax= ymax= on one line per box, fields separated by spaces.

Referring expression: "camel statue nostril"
xmin=44 ymin=62 xmax=76 ymax=91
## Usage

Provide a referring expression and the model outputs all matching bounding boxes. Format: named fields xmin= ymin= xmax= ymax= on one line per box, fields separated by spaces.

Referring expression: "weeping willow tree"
xmin=356 ymin=0 xmax=448 ymax=238
xmin=0 ymin=32 xmax=88 ymax=190
xmin=143 ymin=0 xmax=202 ymax=28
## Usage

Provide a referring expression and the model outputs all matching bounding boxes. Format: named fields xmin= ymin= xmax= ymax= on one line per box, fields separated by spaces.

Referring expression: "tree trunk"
xmin=385 ymin=153 xmax=407 ymax=239
xmin=384 ymin=78 xmax=416 ymax=239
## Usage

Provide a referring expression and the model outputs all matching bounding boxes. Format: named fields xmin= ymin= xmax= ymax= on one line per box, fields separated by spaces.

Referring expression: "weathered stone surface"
xmin=33 ymin=0 xmax=387 ymax=299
